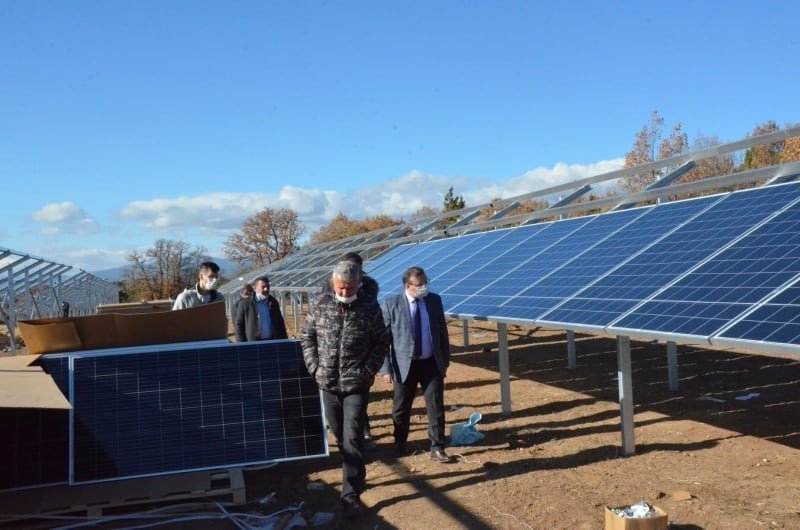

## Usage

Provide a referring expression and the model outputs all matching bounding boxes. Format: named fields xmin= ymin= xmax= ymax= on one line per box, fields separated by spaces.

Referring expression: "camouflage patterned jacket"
xmin=301 ymin=291 xmax=389 ymax=394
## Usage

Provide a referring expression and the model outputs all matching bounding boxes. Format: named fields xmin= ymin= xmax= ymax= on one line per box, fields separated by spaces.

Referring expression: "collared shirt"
xmin=255 ymin=297 xmax=273 ymax=340
xmin=404 ymin=291 xmax=433 ymax=359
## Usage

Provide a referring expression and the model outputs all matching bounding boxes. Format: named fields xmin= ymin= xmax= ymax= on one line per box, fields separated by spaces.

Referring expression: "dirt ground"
xmin=250 ymin=318 xmax=800 ymax=530
xmin=4 ymin=320 xmax=800 ymax=529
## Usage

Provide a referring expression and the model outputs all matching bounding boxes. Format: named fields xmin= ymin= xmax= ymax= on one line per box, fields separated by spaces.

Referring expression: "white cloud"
xmin=30 ymin=247 xmax=129 ymax=272
xmin=31 ymin=202 xmax=99 ymax=235
xmin=119 ymin=158 xmax=626 ymax=236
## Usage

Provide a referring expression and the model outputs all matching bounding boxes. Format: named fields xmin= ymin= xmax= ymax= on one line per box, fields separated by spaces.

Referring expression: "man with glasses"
xmin=380 ymin=266 xmax=452 ymax=463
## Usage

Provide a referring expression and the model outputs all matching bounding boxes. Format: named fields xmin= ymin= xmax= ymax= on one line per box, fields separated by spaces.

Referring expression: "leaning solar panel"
xmin=370 ymin=240 xmax=444 ymax=294
xmin=448 ymin=215 xmax=596 ymax=317
xmin=495 ymin=196 xmax=720 ymax=324
xmin=714 ymin=281 xmax=800 ymax=349
xmin=69 ymin=340 xmax=326 ymax=484
xmin=539 ymin=182 xmax=800 ymax=329
xmin=611 ymin=195 xmax=800 ymax=339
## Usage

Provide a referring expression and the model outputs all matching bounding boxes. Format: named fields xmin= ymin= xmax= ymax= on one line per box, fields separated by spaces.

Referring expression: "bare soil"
xmin=250 ymin=320 xmax=800 ymax=529
xmin=5 ymin=320 xmax=800 ymax=529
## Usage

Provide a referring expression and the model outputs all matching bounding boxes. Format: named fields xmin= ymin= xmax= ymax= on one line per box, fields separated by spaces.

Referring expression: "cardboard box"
xmin=605 ymin=505 xmax=668 ymax=530
xmin=0 ymin=354 xmax=71 ymax=491
xmin=96 ymin=300 xmax=174 ymax=315
xmin=17 ymin=301 xmax=228 ymax=355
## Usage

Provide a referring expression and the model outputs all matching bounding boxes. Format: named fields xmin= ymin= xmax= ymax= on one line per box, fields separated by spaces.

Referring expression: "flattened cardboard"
xmin=604 ymin=505 xmax=668 ymax=530
xmin=0 ymin=355 xmax=71 ymax=410
xmin=115 ymin=301 xmax=228 ymax=346
xmin=17 ymin=301 xmax=227 ymax=355
xmin=96 ymin=300 xmax=174 ymax=315
xmin=16 ymin=320 xmax=82 ymax=355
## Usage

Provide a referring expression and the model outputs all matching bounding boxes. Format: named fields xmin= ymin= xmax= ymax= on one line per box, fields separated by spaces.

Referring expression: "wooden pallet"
xmin=0 ymin=467 xmax=246 ymax=521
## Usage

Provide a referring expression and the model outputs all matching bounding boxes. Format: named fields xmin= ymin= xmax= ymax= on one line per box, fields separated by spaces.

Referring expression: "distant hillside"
xmin=91 ymin=257 xmax=240 ymax=282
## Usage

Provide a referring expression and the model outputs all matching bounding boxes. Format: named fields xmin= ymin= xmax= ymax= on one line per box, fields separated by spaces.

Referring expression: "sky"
xmin=1 ymin=1 xmax=798 ymax=272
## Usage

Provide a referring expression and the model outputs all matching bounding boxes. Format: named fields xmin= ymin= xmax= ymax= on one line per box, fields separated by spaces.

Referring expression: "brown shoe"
xmin=429 ymin=449 xmax=453 ymax=463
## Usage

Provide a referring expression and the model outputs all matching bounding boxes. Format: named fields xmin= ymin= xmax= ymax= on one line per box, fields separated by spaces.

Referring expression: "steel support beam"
xmin=498 ymin=323 xmax=511 ymax=417
xmin=617 ymin=335 xmax=635 ymax=456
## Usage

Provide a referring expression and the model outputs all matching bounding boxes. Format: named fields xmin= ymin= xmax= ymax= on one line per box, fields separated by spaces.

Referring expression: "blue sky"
xmin=1 ymin=1 xmax=798 ymax=271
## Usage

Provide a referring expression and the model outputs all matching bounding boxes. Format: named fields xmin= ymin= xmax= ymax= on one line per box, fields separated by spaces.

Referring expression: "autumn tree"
xmin=620 ymin=110 xmax=689 ymax=193
xmin=308 ymin=213 xmax=403 ymax=245
xmin=224 ymin=207 xmax=304 ymax=268
xmin=407 ymin=205 xmax=439 ymax=224
xmin=742 ymin=121 xmax=783 ymax=170
xmin=123 ymin=239 xmax=209 ymax=301
xmin=779 ymin=136 xmax=800 ymax=164
xmin=676 ymin=134 xmax=735 ymax=187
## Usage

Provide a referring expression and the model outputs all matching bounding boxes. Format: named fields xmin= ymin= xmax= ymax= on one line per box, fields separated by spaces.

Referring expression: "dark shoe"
xmin=341 ymin=497 xmax=366 ymax=519
xmin=363 ymin=437 xmax=376 ymax=451
xmin=395 ymin=442 xmax=412 ymax=457
xmin=429 ymin=449 xmax=453 ymax=463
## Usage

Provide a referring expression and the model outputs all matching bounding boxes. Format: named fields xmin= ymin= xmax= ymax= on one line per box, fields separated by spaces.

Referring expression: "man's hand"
xmin=381 ymin=373 xmax=393 ymax=385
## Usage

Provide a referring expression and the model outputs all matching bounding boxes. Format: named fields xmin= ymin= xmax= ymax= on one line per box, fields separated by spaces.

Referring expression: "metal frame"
xmin=0 ymin=247 xmax=118 ymax=353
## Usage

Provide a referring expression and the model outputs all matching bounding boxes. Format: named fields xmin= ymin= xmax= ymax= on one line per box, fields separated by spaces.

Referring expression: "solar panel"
xmin=491 ymin=196 xmax=720 ymax=324
xmin=446 ymin=215 xmax=596 ymax=317
xmin=68 ymin=340 xmax=326 ymax=484
xmin=363 ymin=244 xmax=416 ymax=275
xmin=374 ymin=234 xmax=494 ymax=300
xmin=539 ymin=183 xmax=800 ymax=329
xmin=611 ymin=196 xmax=800 ymax=338
xmin=483 ymin=207 xmax=650 ymax=321
xmin=715 ymin=281 xmax=800 ymax=346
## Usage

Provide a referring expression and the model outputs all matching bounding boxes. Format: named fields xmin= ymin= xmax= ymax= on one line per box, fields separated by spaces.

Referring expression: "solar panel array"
xmin=6 ymin=340 xmax=326 ymax=489
xmin=365 ymin=182 xmax=800 ymax=355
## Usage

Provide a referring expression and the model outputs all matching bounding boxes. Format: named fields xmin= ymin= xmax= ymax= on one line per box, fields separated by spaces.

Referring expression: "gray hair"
xmin=332 ymin=260 xmax=361 ymax=282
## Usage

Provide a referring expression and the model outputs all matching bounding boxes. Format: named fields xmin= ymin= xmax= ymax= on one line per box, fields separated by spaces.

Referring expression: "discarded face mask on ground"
xmin=450 ymin=411 xmax=486 ymax=446
xmin=611 ymin=501 xmax=660 ymax=518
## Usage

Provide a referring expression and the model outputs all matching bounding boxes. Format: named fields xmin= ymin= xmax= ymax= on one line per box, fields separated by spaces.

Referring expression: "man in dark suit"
xmin=380 ymin=266 xmax=452 ymax=463
xmin=234 ymin=276 xmax=288 ymax=342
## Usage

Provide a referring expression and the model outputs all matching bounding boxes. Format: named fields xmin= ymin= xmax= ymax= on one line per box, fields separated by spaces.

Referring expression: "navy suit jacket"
xmin=380 ymin=292 xmax=450 ymax=383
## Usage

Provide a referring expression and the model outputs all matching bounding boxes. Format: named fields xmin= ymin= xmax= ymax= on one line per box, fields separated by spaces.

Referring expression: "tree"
xmin=407 ymin=205 xmax=439 ymax=224
xmin=677 ymin=134 xmax=735 ymax=187
xmin=224 ymin=207 xmax=304 ymax=268
xmin=620 ymin=110 xmax=689 ymax=193
xmin=742 ymin=121 xmax=782 ymax=170
xmin=779 ymin=136 xmax=800 ymax=164
xmin=122 ymin=239 xmax=209 ymax=301
xmin=439 ymin=186 xmax=466 ymax=229
xmin=308 ymin=213 xmax=403 ymax=245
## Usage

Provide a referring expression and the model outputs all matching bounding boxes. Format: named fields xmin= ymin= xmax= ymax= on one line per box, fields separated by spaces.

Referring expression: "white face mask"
xmin=203 ymin=278 xmax=219 ymax=290
xmin=335 ymin=293 xmax=358 ymax=304
xmin=256 ymin=292 xmax=267 ymax=301
xmin=414 ymin=285 xmax=429 ymax=299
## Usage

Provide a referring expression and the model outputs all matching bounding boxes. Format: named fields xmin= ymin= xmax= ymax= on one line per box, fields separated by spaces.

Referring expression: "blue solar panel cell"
xmin=70 ymin=340 xmax=326 ymax=484
xmin=488 ymin=207 xmax=650 ymax=320
xmin=612 ymin=189 xmax=800 ymax=337
xmin=448 ymin=216 xmax=595 ymax=317
xmin=540 ymin=183 xmax=800 ymax=328
xmin=718 ymin=282 xmax=800 ymax=345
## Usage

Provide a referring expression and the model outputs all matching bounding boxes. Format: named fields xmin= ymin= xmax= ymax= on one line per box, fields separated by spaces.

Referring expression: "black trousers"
xmin=321 ymin=389 xmax=367 ymax=501
xmin=392 ymin=357 xmax=446 ymax=451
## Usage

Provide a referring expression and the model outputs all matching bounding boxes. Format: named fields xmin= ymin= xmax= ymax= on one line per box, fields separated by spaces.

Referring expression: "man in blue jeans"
xmin=301 ymin=261 xmax=389 ymax=518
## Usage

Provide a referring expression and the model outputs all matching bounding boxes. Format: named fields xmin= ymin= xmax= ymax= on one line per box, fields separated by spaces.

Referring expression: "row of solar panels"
xmin=361 ymin=182 xmax=800 ymax=356
xmin=1 ymin=340 xmax=327 ymax=491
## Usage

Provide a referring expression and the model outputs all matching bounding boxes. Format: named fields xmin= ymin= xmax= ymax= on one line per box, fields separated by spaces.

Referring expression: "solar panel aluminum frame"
xmin=709 ymin=335 xmax=800 ymax=361
xmin=56 ymin=339 xmax=328 ymax=486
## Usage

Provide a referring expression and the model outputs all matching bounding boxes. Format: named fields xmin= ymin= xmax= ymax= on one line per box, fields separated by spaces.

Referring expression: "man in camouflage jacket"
xmin=301 ymin=261 xmax=389 ymax=518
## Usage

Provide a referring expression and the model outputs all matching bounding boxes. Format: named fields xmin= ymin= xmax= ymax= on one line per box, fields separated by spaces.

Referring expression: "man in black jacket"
xmin=234 ymin=277 xmax=288 ymax=342
xmin=301 ymin=261 xmax=389 ymax=518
